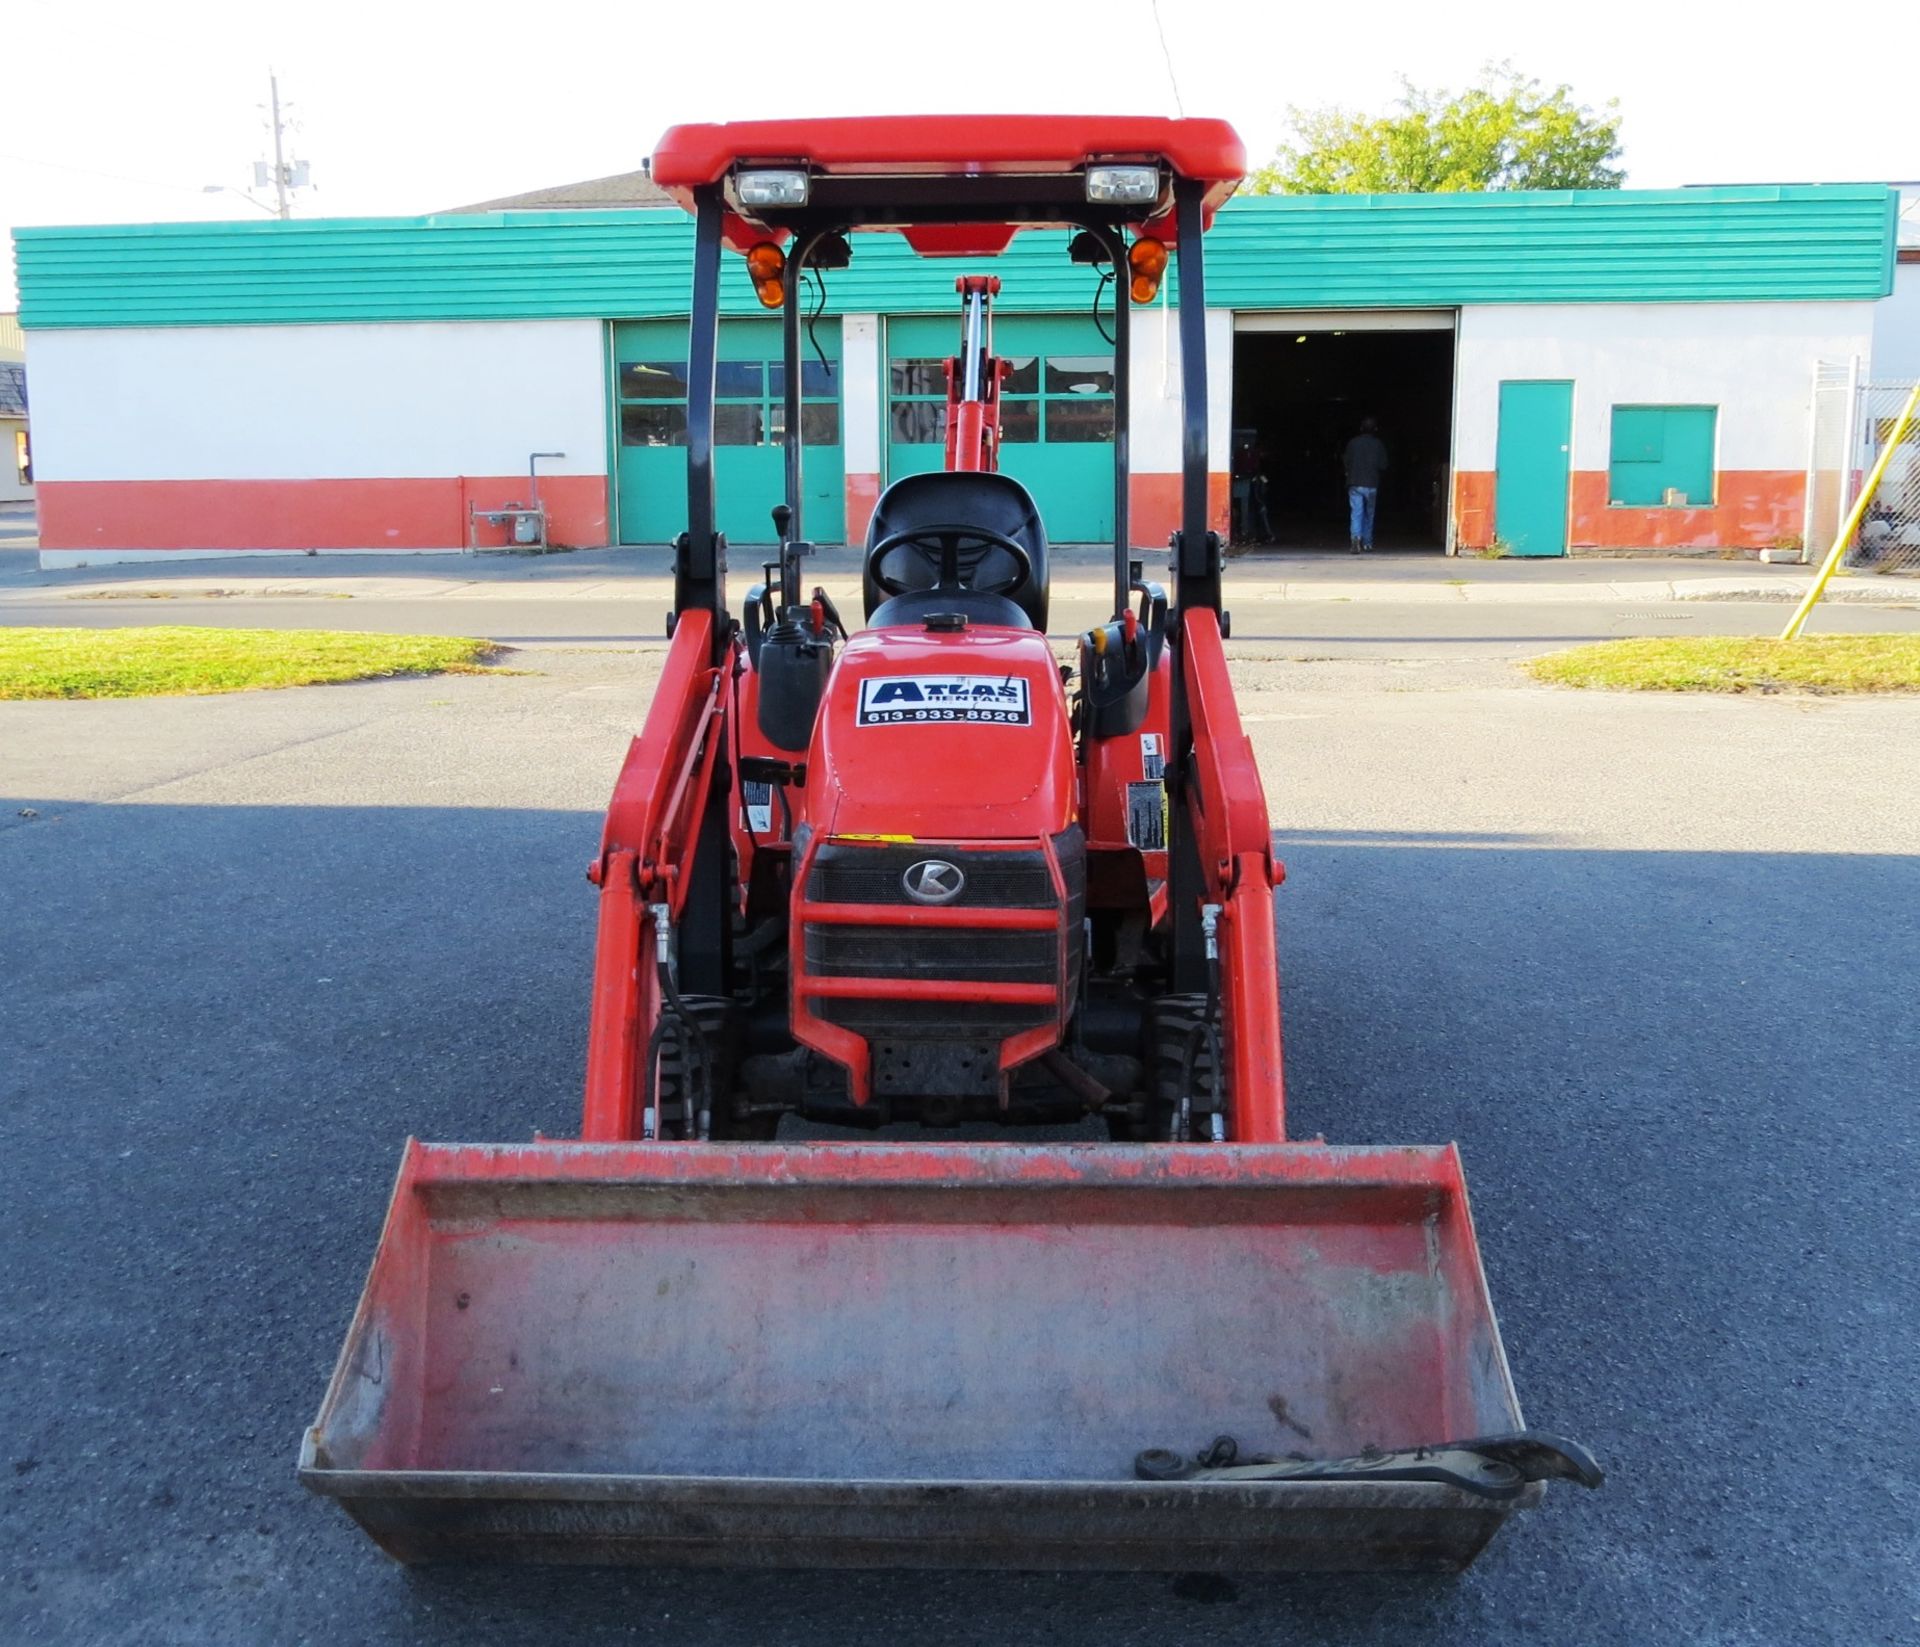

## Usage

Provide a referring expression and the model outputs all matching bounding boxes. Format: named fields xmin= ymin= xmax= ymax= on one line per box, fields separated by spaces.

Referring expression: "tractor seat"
xmin=862 ymin=471 xmax=1050 ymax=631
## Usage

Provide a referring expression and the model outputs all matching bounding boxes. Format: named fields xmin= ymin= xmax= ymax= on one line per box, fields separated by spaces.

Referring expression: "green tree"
xmin=1250 ymin=64 xmax=1624 ymax=195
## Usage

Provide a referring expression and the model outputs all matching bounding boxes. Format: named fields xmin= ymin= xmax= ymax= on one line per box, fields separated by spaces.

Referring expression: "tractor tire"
xmin=651 ymin=995 xmax=773 ymax=1141
xmin=1141 ymin=994 xmax=1225 ymax=1143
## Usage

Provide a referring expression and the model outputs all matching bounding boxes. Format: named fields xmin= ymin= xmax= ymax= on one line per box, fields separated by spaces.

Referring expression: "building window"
xmin=620 ymin=356 xmax=838 ymax=449
xmin=888 ymin=352 xmax=1113 ymax=445
xmin=13 ymin=429 xmax=28 ymax=485
xmin=889 ymin=359 xmax=950 ymax=443
xmin=1609 ymin=405 xmax=1717 ymax=507
xmin=621 ymin=404 xmax=687 ymax=447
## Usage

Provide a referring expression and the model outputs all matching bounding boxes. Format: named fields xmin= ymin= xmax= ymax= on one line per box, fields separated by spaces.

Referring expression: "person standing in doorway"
xmin=1245 ymin=439 xmax=1274 ymax=542
xmin=1231 ymin=433 xmax=1260 ymax=546
xmin=1343 ymin=417 xmax=1388 ymax=553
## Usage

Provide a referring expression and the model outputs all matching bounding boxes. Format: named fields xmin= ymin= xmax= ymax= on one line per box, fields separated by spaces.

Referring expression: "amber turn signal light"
xmin=1128 ymin=236 xmax=1168 ymax=305
xmin=746 ymin=241 xmax=786 ymax=309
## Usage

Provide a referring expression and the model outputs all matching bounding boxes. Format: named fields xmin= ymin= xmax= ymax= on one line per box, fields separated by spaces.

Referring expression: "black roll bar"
xmin=676 ymin=185 xmax=729 ymax=661
xmin=684 ymin=183 xmax=1204 ymax=632
xmin=1166 ymin=174 xmax=1217 ymax=993
xmin=1172 ymin=176 xmax=1219 ymax=615
xmin=1078 ymin=223 xmax=1133 ymax=620
xmin=778 ymin=231 xmax=828 ymax=574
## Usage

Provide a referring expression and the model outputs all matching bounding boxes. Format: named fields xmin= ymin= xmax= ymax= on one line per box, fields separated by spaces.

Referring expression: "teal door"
xmin=614 ymin=318 xmax=845 ymax=546
xmin=886 ymin=315 xmax=1113 ymax=543
xmin=1494 ymin=381 xmax=1573 ymax=557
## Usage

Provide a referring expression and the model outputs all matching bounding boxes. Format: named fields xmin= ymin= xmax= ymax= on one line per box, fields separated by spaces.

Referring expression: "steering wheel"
xmin=868 ymin=523 xmax=1033 ymax=600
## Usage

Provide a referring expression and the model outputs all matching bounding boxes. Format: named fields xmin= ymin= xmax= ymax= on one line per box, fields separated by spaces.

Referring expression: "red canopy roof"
xmin=649 ymin=115 xmax=1245 ymax=229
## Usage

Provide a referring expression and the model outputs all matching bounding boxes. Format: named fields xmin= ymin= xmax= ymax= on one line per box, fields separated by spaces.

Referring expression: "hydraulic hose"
xmin=640 ymin=906 xmax=716 ymax=1140
xmin=1177 ymin=904 xmax=1227 ymax=1142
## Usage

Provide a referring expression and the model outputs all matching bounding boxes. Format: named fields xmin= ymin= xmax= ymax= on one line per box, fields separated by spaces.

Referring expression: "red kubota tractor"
xmin=301 ymin=116 xmax=1599 ymax=1570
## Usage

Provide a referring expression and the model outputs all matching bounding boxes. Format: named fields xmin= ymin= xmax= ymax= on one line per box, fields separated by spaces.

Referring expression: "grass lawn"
xmin=0 ymin=626 xmax=498 ymax=700
xmin=1528 ymin=634 xmax=1920 ymax=694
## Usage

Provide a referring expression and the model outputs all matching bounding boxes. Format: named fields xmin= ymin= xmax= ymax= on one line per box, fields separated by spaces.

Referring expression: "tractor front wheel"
xmin=651 ymin=996 xmax=778 ymax=1140
xmin=1141 ymin=994 xmax=1225 ymax=1142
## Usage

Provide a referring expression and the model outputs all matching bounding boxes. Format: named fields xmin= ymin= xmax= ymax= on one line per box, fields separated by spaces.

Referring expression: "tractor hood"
xmin=806 ymin=626 xmax=1073 ymax=841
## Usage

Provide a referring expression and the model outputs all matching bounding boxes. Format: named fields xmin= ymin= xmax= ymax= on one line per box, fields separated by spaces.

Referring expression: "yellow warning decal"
xmin=834 ymin=833 xmax=916 ymax=844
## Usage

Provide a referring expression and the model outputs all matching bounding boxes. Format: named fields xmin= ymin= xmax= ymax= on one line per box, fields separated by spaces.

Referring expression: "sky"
xmin=4 ymin=0 xmax=1916 ymax=309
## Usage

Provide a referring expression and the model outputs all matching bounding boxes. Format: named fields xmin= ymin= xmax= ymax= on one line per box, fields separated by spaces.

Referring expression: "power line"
xmin=1149 ymin=0 xmax=1185 ymax=118
xmin=0 ymin=151 xmax=207 ymax=196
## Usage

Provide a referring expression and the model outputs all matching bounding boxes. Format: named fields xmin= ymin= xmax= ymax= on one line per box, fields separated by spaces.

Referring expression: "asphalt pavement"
xmin=0 ymin=505 xmax=35 ymax=555
xmin=2 ymin=571 xmax=1918 ymax=1644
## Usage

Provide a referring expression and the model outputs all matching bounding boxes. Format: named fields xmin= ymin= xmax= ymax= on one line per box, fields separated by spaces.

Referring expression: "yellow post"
xmin=1782 ymin=379 xmax=1920 ymax=640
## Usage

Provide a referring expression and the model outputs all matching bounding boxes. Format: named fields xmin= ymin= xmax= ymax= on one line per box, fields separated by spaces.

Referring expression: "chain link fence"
xmin=1804 ymin=367 xmax=1920 ymax=575
xmin=1849 ymin=380 xmax=1920 ymax=574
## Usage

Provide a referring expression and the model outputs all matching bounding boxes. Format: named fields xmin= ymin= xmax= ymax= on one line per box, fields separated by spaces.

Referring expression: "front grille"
xmin=819 ymin=999 xmax=1053 ymax=1038
xmin=807 ymin=844 xmax=1055 ymax=909
xmin=806 ymin=925 xmax=1057 ymax=982
xmin=802 ymin=832 xmax=1085 ymax=1045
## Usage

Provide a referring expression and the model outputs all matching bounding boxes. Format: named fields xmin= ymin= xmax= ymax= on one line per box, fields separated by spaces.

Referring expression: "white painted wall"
xmin=1870 ymin=263 xmax=1920 ymax=382
xmin=1128 ymin=306 xmax=1233 ymax=473
xmin=840 ymin=314 xmax=881 ymax=472
xmin=1454 ymin=301 xmax=1878 ymax=471
xmin=26 ymin=319 xmax=608 ymax=481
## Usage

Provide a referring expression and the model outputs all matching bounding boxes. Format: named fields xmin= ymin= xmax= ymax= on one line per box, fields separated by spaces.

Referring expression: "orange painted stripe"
xmin=1568 ymin=470 xmax=1803 ymax=550
xmin=1128 ymin=472 xmax=1231 ymax=548
xmin=1453 ymin=471 xmax=1496 ymax=548
xmin=1454 ymin=469 xmax=1804 ymax=551
xmin=844 ymin=472 xmax=882 ymax=543
xmin=36 ymin=476 xmax=611 ymax=553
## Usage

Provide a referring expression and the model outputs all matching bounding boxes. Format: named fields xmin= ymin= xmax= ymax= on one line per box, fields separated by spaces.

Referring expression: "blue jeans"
xmin=1348 ymin=486 xmax=1378 ymax=546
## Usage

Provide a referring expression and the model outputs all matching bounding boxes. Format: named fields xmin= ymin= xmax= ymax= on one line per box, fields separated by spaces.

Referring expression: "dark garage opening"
xmin=1230 ymin=325 xmax=1456 ymax=551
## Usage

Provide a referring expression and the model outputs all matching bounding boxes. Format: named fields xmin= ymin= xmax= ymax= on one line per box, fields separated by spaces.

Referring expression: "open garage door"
xmin=1232 ymin=312 xmax=1456 ymax=552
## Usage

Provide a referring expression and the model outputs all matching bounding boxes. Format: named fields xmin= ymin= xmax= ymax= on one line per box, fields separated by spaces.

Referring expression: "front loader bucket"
xmin=302 ymin=1140 xmax=1561 ymax=1571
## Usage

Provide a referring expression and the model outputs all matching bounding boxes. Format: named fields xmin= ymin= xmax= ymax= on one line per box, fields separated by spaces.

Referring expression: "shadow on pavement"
xmin=1 ymin=798 xmax=1914 ymax=1646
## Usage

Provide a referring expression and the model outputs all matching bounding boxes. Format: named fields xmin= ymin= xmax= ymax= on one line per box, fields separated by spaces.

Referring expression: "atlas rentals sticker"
xmin=856 ymin=674 xmax=1032 ymax=727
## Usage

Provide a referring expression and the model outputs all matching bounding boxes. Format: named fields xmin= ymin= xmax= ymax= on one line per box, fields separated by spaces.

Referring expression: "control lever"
xmin=1134 ymin=1431 xmax=1603 ymax=1502
xmin=1079 ymin=562 xmax=1169 ymax=738
xmin=754 ymin=502 xmax=835 ymax=752
xmin=770 ymin=503 xmax=801 ymax=608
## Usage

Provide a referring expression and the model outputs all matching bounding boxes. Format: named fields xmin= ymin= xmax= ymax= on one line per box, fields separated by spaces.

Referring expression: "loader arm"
xmin=1178 ymin=606 xmax=1288 ymax=1143
xmin=582 ymin=610 xmax=729 ymax=1141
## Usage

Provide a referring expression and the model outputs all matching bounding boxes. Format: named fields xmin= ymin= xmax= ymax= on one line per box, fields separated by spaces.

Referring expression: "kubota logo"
xmin=901 ymin=859 xmax=966 ymax=905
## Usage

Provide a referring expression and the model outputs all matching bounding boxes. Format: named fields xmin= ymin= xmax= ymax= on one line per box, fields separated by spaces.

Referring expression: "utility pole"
xmin=204 ymin=69 xmax=310 ymax=218
xmin=269 ymin=70 xmax=290 ymax=219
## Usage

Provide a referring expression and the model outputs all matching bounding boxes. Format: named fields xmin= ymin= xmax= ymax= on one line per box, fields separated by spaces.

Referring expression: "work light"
xmin=736 ymin=169 xmax=810 ymax=208
xmin=1085 ymin=165 xmax=1160 ymax=205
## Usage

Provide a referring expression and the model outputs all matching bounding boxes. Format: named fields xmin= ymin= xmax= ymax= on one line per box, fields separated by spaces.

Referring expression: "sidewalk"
xmin=3 ymin=541 xmax=1913 ymax=607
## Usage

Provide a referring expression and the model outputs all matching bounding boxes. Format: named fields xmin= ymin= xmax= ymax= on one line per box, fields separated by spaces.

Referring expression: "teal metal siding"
xmin=1198 ymin=188 xmax=1897 ymax=307
xmin=13 ymin=186 xmax=1897 ymax=330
